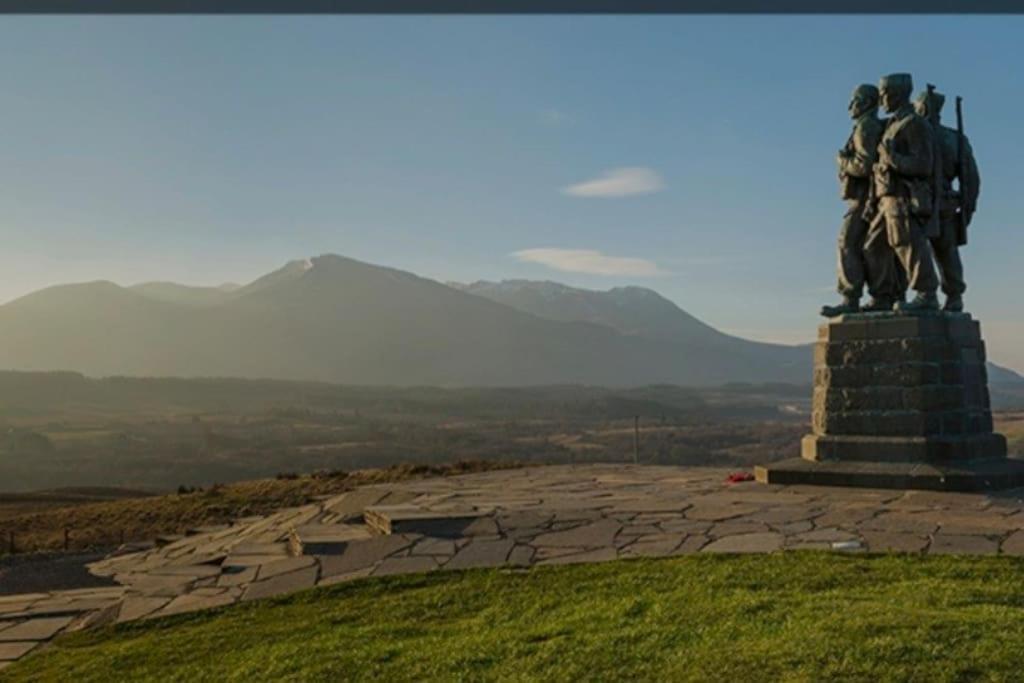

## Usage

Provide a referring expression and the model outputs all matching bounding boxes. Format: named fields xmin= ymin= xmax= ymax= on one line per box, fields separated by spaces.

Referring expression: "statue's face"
xmin=880 ymin=86 xmax=906 ymax=114
xmin=848 ymin=91 xmax=874 ymax=119
xmin=848 ymin=93 xmax=862 ymax=118
xmin=914 ymin=95 xmax=941 ymax=124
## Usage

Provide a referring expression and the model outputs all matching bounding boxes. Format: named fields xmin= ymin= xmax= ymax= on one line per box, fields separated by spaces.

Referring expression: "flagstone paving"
xmin=5 ymin=463 xmax=1024 ymax=670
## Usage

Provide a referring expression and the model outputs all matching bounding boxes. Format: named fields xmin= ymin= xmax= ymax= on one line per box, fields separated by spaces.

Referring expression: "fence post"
xmin=633 ymin=415 xmax=640 ymax=464
xmin=64 ymin=528 xmax=70 ymax=552
xmin=7 ymin=531 xmax=13 ymax=555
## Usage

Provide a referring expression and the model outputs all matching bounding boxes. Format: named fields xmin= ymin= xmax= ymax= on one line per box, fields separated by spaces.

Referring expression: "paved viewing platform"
xmin=5 ymin=463 xmax=1024 ymax=669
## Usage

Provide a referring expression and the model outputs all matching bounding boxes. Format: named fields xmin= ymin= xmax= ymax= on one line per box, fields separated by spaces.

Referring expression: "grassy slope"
xmin=0 ymin=461 xmax=519 ymax=554
xmin=8 ymin=553 xmax=1024 ymax=682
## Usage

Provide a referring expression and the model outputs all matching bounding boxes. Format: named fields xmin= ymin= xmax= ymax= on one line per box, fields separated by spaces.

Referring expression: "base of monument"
xmin=801 ymin=433 xmax=1007 ymax=463
xmin=754 ymin=457 xmax=1024 ymax=492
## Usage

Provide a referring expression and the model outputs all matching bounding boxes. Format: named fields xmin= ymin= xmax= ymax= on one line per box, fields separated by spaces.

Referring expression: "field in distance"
xmin=0 ymin=371 xmax=813 ymax=493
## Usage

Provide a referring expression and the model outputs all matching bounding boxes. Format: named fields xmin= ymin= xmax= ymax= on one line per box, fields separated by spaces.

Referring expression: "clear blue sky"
xmin=2 ymin=17 xmax=1023 ymax=370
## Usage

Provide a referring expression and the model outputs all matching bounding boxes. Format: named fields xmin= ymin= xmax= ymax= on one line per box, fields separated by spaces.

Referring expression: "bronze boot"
xmin=894 ymin=292 xmax=940 ymax=313
xmin=821 ymin=297 xmax=860 ymax=318
xmin=862 ymin=297 xmax=894 ymax=312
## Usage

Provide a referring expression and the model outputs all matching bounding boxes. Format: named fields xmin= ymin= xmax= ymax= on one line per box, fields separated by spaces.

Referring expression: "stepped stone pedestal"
xmin=756 ymin=312 xmax=1024 ymax=491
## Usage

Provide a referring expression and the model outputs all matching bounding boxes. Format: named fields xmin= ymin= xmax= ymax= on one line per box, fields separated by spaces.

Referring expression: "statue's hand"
xmin=877 ymin=148 xmax=895 ymax=170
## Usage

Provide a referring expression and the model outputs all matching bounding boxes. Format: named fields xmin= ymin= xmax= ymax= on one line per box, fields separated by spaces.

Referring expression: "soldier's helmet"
xmin=879 ymin=73 xmax=914 ymax=97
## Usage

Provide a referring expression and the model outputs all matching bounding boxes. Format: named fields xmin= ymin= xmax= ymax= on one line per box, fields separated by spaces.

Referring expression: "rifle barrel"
xmin=956 ymin=96 xmax=969 ymax=244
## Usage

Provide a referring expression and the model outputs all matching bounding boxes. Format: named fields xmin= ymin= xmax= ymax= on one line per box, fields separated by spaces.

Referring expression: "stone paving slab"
xmin=5 ymin=463 xmax=1024 ymax=670
xmin=411 ymin=538 xmax=457 ymax=556
xmin=222 ymin=554 xmax=288 ymax=569
xmin=620 ymin=535 xmax=685 ymax=558
xmin=0 ymin=595 xmax=47 ymax=605
xmin=373 ymin=555 xmax=439 ymax=577
xmin=703 ymin=532 xmax=784 ymax=554
xmin=317 ymin=535 xmax=415 ymax=579
xmin=0 ymin=642 xmax=38 ymax=661
xmin=532 ymin=519 xmax=622 ymax=548
xmin=156 ymin=591 xmax=240 ymax=617
xmin=539 ymin=547 xmax=618 ymax=565
xmin=117 ymin=597 xmax=171 ymax=623
xmin=446 ymin=539 xmax=515 ymax=570
xmin=241 ymin=566 xmax=319 ymax=602
xmin=365 ymin=505 xmax=487 ymax=537
xmin=0 ymin=602 xmax=39 ymax=617
xmin=859 ymin=531 xmax=929 ymax=553
xmin=217 ymin=566 xmax=258 ymax=587
xmin=0 ymin=617 xmax=75 ymax=642
xmin=257 ymin=557 xmax=317 ymax=581
xmin=929 ymin=534 xmax=1000 ymax=555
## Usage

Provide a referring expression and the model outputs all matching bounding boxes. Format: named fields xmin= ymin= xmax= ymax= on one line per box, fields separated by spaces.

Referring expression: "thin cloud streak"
xmin=512 ymin=248 xmax=668 ymax=277
xmin=562 ymin=167 xmax=665 ymax=198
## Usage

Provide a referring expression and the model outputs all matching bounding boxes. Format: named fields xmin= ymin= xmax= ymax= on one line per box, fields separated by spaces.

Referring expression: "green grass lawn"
xmin=7 ymin=552 xmax=1024 ymax=682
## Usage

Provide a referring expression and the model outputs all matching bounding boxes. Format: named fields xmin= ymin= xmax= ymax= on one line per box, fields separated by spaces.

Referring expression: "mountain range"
xmin=0 ymin=254 xmax=1018 ymax=387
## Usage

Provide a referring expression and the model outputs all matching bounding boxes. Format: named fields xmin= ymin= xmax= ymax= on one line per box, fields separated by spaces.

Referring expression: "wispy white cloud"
xmin=562 ymin=167 xmax=665 ymax=198
xmin=512 ymin=248 xmax=667 ymax=277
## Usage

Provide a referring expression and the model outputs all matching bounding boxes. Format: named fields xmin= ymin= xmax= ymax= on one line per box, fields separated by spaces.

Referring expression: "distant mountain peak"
xmin=0 ymin=255 xmax=807 ymax=385
xmin=232 ymin=257 xmax=319 ymax=297
xmin=459 ymin=278 xmax=725 ymax=344
xmin=607 ymin=285 xmax=662 ymax=298
xmin=462 ymin=279 xmax=665 ymax=300
xmin=2 ymin=254 xmax=1018 ymax=386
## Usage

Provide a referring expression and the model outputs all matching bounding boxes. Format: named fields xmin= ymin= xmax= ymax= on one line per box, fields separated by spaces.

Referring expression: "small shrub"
xmin=312 ymin=469 xmax=348 ymax=480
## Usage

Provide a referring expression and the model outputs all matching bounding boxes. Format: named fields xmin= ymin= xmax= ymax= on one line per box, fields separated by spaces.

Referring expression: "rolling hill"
xmin=0 ymin=255 xmax=807 ymax=386
xmin=455 ymin=279 xmax=806 ymax=356
xmin=455 ymin=280 xmax=726 ymax=343
xmin=0 ymin=254 xmax=1013 ymax=387
xmin=456 ymin=279 xmax=1024 ymax=387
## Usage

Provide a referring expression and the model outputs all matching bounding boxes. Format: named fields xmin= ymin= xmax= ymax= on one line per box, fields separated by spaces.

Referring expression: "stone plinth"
xmin=363 ymin=505 xmax=486 ymax=537
xmin=756 ymin=312 xmax=1024 ymax=491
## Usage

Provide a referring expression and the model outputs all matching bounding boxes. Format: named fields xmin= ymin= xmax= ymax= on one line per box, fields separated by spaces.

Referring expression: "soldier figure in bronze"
xmin=914 ymin=89 xmax=980 ymax=313
xmin=869 ymin=73 xmax=941 ymax=312
xmin=821 ymin=84 xmax=897 ymax=318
